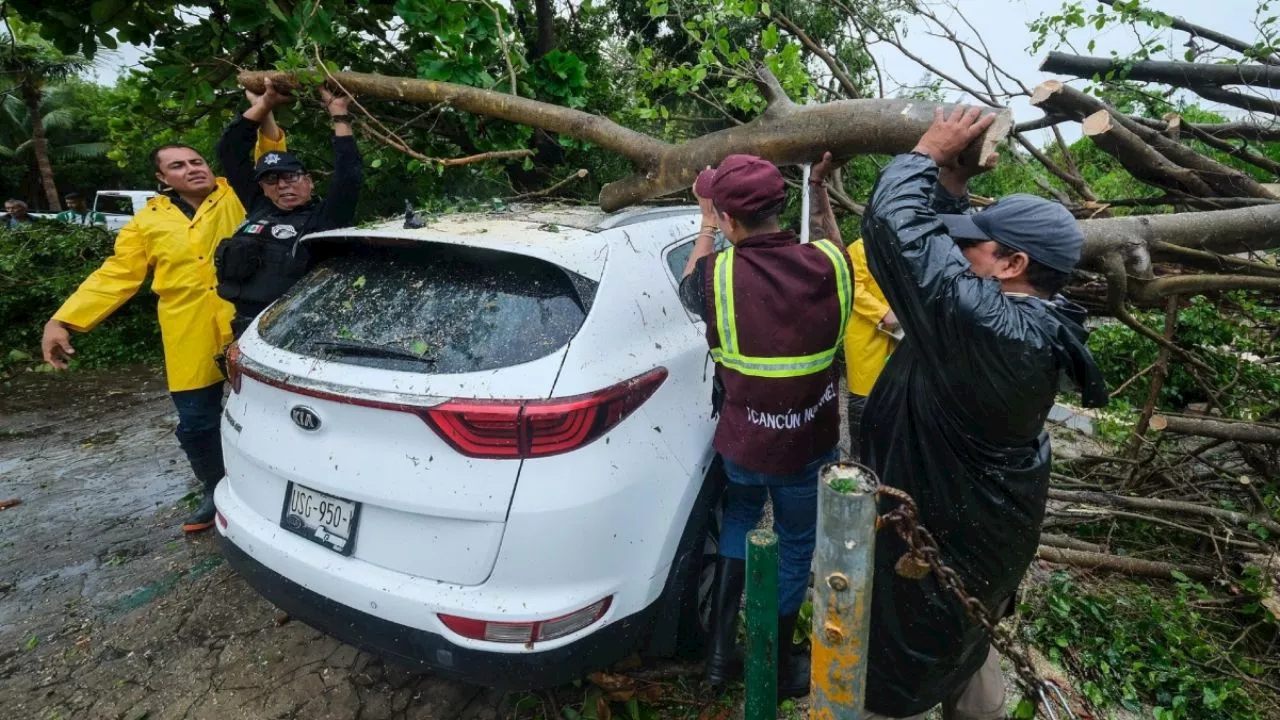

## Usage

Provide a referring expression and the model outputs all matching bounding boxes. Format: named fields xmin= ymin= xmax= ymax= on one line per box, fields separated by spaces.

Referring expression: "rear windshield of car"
xmin=257 ymin=243 xmax=596 ymax=374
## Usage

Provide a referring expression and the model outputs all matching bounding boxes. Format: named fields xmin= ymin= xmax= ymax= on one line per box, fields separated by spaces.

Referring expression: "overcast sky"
xmin=90 ymin=0 xmax=1266 ymax=143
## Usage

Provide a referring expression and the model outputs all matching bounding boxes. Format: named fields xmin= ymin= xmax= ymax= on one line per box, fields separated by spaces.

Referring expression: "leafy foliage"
xmin=1024 ymin=572 xmax=1276 ymax=720
xmin=0 ymin=223 xmax=160 ymax=377
xmin=1087 ymin=294 xmax=1280 ymax=421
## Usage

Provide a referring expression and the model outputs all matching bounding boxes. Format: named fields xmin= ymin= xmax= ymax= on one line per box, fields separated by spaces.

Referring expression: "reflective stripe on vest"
xmin=709 ymin=238 xmax=853 ymax=378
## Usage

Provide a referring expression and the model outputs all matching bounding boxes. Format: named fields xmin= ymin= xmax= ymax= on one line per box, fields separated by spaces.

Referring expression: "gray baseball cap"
xmin=938 ymin=194 xmax=1084 ymax=274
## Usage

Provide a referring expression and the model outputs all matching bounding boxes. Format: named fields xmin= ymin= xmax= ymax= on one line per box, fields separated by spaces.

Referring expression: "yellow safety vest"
xmin=709 ymin=238 xmax=853 ymax=378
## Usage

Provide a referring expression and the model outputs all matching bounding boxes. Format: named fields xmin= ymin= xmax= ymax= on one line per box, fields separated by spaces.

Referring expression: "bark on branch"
xmin=1152 ymin=414 xmax=1280 ymax=446
xmin=1083 ymin=110 xmax=1216 ymax=196
xmin=1078 ymin=199 xmax=1280 ymax=268
xmin=1040 ymin=52 xmax=1280 ymax=115
xmin=1041 ymin=52 xmax=1280 ymax=89
xmin=239 ymin=69 xmax=1012 ymax=212
xmin=1036 ymin=546 xmax=1216 ymax=581
xmin=1033 ymin=81 xmax=1275 ymax=198
xmin=1047 ymin=488 xmax=1280 ymax=535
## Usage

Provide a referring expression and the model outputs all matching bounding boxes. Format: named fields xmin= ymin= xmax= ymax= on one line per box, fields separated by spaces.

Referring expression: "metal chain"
xmin=875 ymin=485 xmax=1081 ymax=720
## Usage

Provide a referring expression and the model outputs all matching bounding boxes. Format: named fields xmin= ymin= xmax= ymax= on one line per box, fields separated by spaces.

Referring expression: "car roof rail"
xmin=589 ymin=205 xmax=699 ymax=231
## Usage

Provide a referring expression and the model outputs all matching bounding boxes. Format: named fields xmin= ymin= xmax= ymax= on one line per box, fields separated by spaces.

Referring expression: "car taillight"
xmin=424 ymin=367 xmax=667 ymax=459
xmin=225 ymin=342 xmax=243 ymax=393
xmin=438 ymin=596 xmax=612 ymax=644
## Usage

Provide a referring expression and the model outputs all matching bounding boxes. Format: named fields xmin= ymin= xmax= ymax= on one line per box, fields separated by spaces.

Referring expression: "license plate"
xmin=280 ymin=482 xmax=361 ymax=555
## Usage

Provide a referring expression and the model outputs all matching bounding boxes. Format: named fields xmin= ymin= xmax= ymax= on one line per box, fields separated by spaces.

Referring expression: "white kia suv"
xmin=214 ymin=205 xmax=727 ymax=688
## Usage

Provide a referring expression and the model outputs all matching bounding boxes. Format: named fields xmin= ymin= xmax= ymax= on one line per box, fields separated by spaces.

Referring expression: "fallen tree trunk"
xmin=1040 ymin=52 xmax=1280 ymax=116
xmin=1032 ymin=81 xmax=1276 ymax=199
xmin=1039 ymin=533 xmax=1106 ymax=553
xmin=1078 ymin=202 xmax=1280 ymax=270
xmin=240 ymin=69 xmax=1011 ymax=212
xmin=1152 ymin=414 xmax=1280 ymax=445
xmin=1036 ymin=546 xmax=1216 ymax=581
xmin=1082 ymin=110 xmax=1216 ymax=196
xmin=1041 ymin=51 xmax=1280 ymax=89
xmin=1047 ymin=488 xmax=1280 ymax=535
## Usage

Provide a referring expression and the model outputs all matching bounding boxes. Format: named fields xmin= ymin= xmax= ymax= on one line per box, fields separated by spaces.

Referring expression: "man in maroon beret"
xmin=678 ymin=154 xmax=854 ymax=699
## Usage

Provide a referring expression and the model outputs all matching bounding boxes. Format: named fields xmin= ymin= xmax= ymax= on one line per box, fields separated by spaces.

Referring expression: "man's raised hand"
xmin=810 ymin=151 xmax=846 ymax=187
xmin=319 ymin=86 xmax=352 ymax=117
xmin=245 ymin=76 xmax=294 ymax=111
xmin=912 ymin=106 xmax=996 ymax=170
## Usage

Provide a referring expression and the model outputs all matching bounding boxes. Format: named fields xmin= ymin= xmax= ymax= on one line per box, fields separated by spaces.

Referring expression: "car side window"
xmin=664 ymin=235 xmax=729 ymax=281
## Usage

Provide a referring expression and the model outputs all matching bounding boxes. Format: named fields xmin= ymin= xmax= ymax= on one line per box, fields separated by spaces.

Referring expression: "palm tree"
xmin=0 ymin=84 xmax=110 ymax=168
xmin=0 ymin=19 xmax=88 ymax=211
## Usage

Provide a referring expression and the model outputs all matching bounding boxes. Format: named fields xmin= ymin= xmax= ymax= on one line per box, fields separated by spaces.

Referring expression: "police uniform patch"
xmin=271 ymin=224 xmax=299 ymax=240
xmin=242 ymin=223 xmax=266 ymax=234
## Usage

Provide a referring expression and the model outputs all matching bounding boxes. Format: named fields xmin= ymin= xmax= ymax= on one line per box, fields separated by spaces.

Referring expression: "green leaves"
xmin=1024 ymin=572 xmax=1269 ymax=719
xmin=761 ymin=23 xmax=779 ymax=50
xmin=89 ymin=0 xmax=128 ymax=25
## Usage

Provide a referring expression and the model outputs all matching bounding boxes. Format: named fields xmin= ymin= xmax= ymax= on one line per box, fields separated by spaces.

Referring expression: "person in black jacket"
xmin=858 ymin=107 xmax=1108 ymax=719
xmin=215 ymin=79 xmax=364 ymax=338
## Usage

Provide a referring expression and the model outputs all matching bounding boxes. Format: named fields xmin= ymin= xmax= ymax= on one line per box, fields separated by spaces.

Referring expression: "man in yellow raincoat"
xmin=842 ymin=239 xmax=898 ymax=459
xmin=40 ymin=88 xmax=290 ymax=533
xmin=806 ymin=153 xmax=899 ymax=460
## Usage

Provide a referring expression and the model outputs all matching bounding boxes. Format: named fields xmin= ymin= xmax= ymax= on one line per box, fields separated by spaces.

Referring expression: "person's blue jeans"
xmin=719 ymin=447 xmax=839 ymax=615
xmin=170 ymin=381 xmax=226 ymax=488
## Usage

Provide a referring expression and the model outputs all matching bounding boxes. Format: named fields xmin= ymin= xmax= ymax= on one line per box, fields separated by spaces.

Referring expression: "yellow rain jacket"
xmin=844 ymin=239 xmax=898 ymax=397
xmin=53 ymin=131 xmax=287 ymax=392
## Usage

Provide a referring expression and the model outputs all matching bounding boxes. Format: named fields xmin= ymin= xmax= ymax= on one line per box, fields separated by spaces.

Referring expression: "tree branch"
xmin=239 ymin=69 xmax=1013 ymax=212
xmin=772 ymin=11 xmax=861 ymax=98
xmin=505 ymin=168 xmax=589 ymax=201
xmin=1135 ymin=273 xmax=1280 ymax=301
xmin=1096 ymin=0 xmax=1280 ymax=65
xmin=1041 ymin=51 xmax=1280 ymax=89
xmin=1083 ymin=110 xmax=1216 ymax=196
xmin=1047 ymin=487 xmax=1280 ymax=535
xmin=1036 ymin=546 xmax=1216 ymax=581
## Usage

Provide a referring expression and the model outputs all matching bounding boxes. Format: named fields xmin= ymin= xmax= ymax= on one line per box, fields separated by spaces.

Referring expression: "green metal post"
xmin=810 ymin=462 xmax=879 ymax=720
xmin=744 ymin=528 xmax=779 ymax=720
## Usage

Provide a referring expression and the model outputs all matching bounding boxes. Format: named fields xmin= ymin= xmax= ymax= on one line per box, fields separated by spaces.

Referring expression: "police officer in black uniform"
xmin=215 ymin=80 xmax=364 ymax=338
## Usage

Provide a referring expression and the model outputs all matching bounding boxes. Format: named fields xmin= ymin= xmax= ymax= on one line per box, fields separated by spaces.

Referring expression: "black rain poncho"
xmin=858 ymin=152 xmax=1109 ymax=716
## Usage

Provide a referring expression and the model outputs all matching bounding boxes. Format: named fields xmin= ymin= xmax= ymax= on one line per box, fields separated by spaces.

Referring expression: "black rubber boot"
xmin=178 ymin=431 xmax=224 ymax=534
xmin=183 ymin=492 xmax=217 ymax=533
xmin=777 ymin=613 xmax=811 ymax=699
xmin=704 ymin=556 xmax=746 ymax=690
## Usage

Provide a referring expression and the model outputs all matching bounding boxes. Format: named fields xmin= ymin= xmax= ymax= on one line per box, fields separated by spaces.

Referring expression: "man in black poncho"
xmin=858 ymin=107 xmax=1109 ymax=719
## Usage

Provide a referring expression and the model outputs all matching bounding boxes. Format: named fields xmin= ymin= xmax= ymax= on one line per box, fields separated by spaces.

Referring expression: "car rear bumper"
xmin=220 ymin=536 xmax=656 ymax=689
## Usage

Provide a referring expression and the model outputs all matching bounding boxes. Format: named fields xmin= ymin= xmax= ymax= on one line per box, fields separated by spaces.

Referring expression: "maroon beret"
xmin=708 ymin=154 xmax=785 ymax=217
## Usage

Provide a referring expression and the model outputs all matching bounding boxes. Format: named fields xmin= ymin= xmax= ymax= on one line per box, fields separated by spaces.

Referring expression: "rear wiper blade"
xmin=307 ymin=339 xmax=436 ymax=364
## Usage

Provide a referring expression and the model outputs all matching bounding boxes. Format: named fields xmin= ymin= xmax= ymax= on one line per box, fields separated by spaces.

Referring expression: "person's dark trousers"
xmin=230 ymin=314 xmax=252 ymax=340
xmin=847 ymin=392 xmax=868 ymax=462
xmin=716 ymin=447 xmax=839 ymax=698
xmin=171 ymin=381 xmax=225 ymax=532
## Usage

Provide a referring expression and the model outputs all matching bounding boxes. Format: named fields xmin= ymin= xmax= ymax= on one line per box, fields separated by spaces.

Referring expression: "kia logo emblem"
xmin=290 ymin=406 xmax=322 ymax=431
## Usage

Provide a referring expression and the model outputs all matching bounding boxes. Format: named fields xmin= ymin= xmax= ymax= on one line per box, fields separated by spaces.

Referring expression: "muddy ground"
xmin=0 ymin=367 xmax=509 ymax=720
xmin=1 ymin=367 xmax=1097 ymax=720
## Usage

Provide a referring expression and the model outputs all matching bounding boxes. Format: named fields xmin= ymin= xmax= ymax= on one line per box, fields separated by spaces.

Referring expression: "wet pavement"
xmin=0 ymin=367 xmax=507 ymax=720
